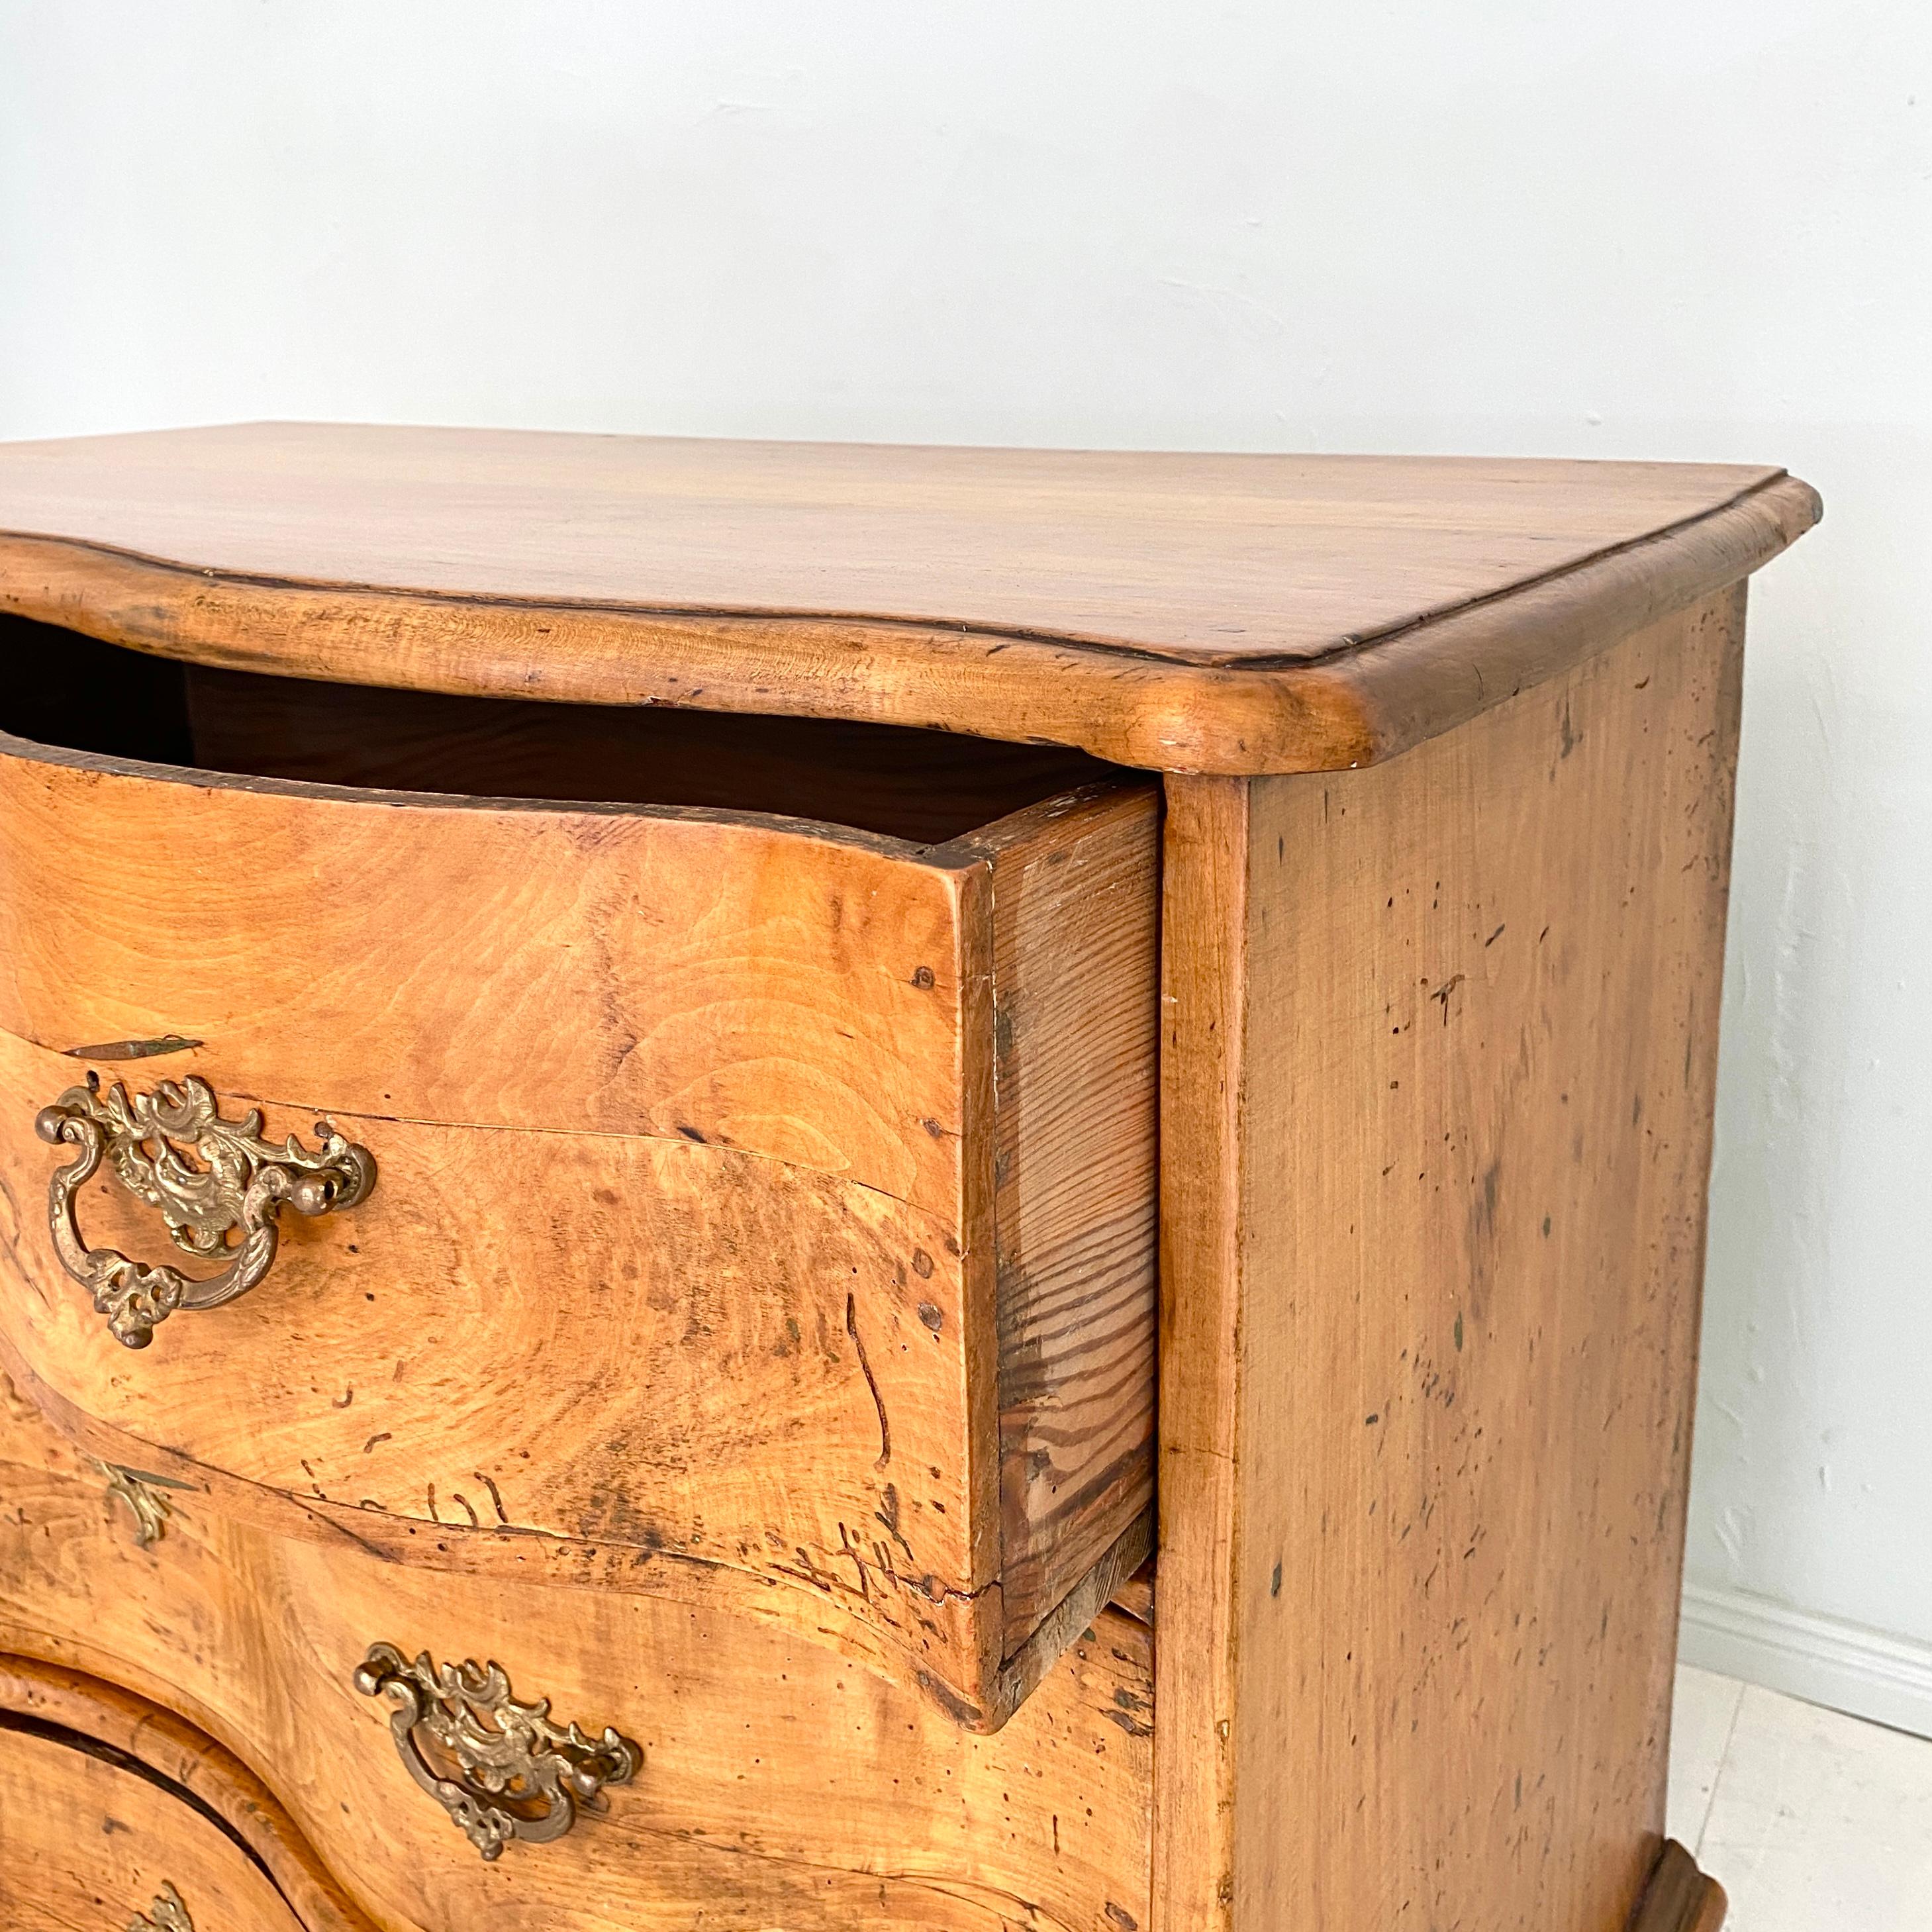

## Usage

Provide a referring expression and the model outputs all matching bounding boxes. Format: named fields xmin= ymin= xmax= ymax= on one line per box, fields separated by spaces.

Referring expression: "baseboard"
xmin=1679 ymin=1580 xmax=1932 ymax=1740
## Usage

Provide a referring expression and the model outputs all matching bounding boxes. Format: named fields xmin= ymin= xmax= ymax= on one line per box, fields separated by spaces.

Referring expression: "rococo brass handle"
xmin=130 ymin=1882 xmax=194 ymax=1931
xmin=35 ymin=1073 xmax=375 ymax=1351
xmin=354 ymin=1644 xmax=640 ymax=1860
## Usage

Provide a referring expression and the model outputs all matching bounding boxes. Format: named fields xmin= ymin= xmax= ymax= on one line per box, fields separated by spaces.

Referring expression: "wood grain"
xmin=0 ymin=1717 xmax=307 ymax=1931
xmin=0 ymin=1022 xmax=987 ymax=1685
xmin=1149 ymin=771 xmax=1249 ymax=1929
xmin=1109 ymin=1561 xmax=1155 ymax=1629
xmin=0 ymin=730 xmax=975 ymax=1212
xmin=0 ymin=1653 xmax=380 ymax=1932
xmin=0 ymin=434 xmax=1810 ymax=1927
xmin=976 ymin=785 xmax=1161 ymax=1646
xmin=0 ymin=423 xmax=1818 ymax=773
xmin=0 ymin=1015 xmax=1153 ymax=1729
xmin=0 ymin=755 xmax=1161 ymax=1722
xmin=0 ymin=1394 xmax=1155 ymax=1932
xmin=1153 ymin=593 xmax=1745 ymax=1929
xmin=1630 ymin=1841 xmax=1728 ymax=1932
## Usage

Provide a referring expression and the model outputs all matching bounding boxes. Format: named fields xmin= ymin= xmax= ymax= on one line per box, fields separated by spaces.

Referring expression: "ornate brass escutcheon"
xmin=94 ymin=1458 xmax=177 ymax=1547
xmin=129 ymin=1882 xmax=193 ymax=1931
xmin=35 ymin=1074 xmax=375 ymax=1349
xmin=354 ymin=1644 xmax=640 ymax=1860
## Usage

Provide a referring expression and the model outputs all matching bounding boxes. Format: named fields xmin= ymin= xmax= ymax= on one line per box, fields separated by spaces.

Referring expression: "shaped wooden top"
xmin=0 ymin=422 xmax=1817 ymax=773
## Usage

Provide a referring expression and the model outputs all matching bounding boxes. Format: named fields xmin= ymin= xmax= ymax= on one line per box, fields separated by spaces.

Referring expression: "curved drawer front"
xmin=0 ymin=1653 xmax=377 ymax=1932
xmin=0 ymin=1022 xmax=994 ymax=1686
xmin=0 ymin=1712 xmax=307 ymax=1931
xmin=0 ymin=730 xmax=1159 ymax=1725
xmin=0 ymin=738 xmax=971 ymax=1203
xmin=0 ymin=1395 xmax=1155 ymax=1932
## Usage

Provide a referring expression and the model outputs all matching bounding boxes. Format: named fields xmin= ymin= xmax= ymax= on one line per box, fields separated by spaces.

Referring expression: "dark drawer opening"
xmin=0 ymin=616 xmax=1122 ymax=844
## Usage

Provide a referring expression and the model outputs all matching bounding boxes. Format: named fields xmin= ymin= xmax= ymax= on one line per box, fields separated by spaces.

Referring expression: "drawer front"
xmin=0 ymin=1020 xmax=989 ymax=1672
xmin=0 ymin=737 xmax=971 ymax=1204
xmin=0 ymin=734 xmax=1159 ymax=1725
xmin=0 ymin=1653 xmax=377 ymax=1932
xmin=0 ymin=1719 xmax=307 ymax=1931
xmin=0 ymin=1392 xmax=1155 ymax=1932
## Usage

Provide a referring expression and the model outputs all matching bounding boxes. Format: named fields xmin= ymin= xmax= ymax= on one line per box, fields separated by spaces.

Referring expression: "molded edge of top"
xmin=0 ymin=448 xmax=1819 ymax=774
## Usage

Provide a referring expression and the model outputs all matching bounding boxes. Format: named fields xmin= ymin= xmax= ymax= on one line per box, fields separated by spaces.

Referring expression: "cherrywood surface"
xmin=0 ymin=1653 xmax=380 ymax=1932
xmin=0 ymin=1390 xmax=1155 ymax=1932
xmin=1153 ymin=594 xmax=1745 ymax=1929
xmin=0 ymin=734 xmax=1160 ymax=1723
xmin=0 ymin=422 xmax=1818 ymax=773
xmin=0 ymin=1714 xmax=307 ymax=1931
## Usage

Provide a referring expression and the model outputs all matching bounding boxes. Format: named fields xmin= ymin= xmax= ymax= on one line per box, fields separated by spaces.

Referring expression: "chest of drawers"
xmin=0 ymin=425 xmax=1814 ymax=1931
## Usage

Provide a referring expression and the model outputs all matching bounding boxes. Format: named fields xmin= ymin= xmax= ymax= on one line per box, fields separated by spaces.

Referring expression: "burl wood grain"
xmin=1154 ymin=593 xmax=1745 ymax=1929
xmin=0 ymin=738 xmax=975 ymax=1210
xmin=0 ymin=422 xmax=1817 ymax=771
xmin=0 ymin=1720 xmax=307 ymax=1931
xmin=0 ymin=1653 xmax=379 ymax=1932
xmin=0 ymin=740 xmax=1159 ymax=1723
xmin=0 ymin=1392 xmax=1154 ymax=1932
xmin=0 ymin=1020 xmax=989 ymax=1674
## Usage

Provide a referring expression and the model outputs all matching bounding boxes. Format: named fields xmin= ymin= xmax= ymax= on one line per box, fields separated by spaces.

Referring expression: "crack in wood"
xmin=844 ymin=1290 xmax=892 ymax=1471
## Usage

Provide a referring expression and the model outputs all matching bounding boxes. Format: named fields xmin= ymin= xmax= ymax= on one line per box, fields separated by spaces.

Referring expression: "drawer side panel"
xmin=982 ymin=787 xmax=1161 ymax=1648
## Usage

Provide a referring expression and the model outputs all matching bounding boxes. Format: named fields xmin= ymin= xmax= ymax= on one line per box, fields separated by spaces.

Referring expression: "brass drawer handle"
xmin=130 ymin=1883 xmax=193 ymax=1931
xmin=354 ymin=1643 xmax=640 ymax=1860
xmin=35 ymin=1073 xmax=375 ymax=1351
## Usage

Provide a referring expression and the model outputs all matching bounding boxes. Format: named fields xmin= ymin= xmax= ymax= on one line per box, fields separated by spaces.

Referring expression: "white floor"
xmin=1668 ymin=1665 xmax=1932 ymax=1929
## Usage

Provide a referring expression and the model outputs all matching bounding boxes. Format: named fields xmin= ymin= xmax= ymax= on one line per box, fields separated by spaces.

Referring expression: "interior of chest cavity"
xmin=0 ymin=615 xmax=1119 ymax=843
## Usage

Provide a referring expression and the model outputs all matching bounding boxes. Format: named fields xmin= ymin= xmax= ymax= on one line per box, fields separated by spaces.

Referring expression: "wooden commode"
xmin=0 ymin=425 xmax=1816 ymax=1931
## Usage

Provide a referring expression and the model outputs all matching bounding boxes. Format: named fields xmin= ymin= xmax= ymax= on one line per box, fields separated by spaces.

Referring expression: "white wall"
xmin=3 ymin=1 xmax=1928 ymax=1729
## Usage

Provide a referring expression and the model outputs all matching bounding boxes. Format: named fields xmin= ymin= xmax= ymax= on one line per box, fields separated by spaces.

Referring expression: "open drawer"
xmin=0 ymin=628 xmax=1159 ymax=1729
